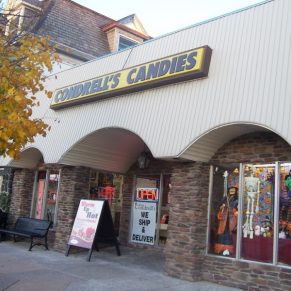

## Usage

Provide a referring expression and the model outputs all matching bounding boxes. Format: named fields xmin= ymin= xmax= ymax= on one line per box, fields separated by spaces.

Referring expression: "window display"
xmin=241 ymin=164 xmax=275 ymax=263
xmin=209 ymin=162 xmax=291 ymax=267
xmin=278 ymin=164 xmax=291 ymax=265
xmin=89 ymin=171 xmax=123 ymax=235
xmin=208 ymin=166 xmax=239 ymax=257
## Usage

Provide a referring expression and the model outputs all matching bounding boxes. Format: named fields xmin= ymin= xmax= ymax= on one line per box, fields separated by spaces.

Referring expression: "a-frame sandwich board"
xmin=65 ymin=199 xmax=120 ymax=261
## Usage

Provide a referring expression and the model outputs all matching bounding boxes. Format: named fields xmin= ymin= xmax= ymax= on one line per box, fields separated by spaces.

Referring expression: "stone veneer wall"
xmin=121 ymin=159 xmax=210 ymax=281
xmin=9 ymin=169 xmax=35 ymax=223
xmin=164 ymin=162 xmax=210 ymax=281
xmin=7 ymin=165 xmax=91 ymax=251
xmin=211 ymin=132 xmax=291 ymax=164
xmin=53 ymin=166 xmax=90 ymax=251
xmin=203 ymin=132 xmax=291 ymax=290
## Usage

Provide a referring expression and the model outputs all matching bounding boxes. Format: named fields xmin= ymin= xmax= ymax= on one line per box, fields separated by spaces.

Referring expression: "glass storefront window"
xmin=46 ymin=171 xmax=60 ymax=227
xmin=89 ymin=171 xmax=123 ymax=236
xmin=209 ymin=162 xmax=291 ymax=267
xmin=34 ymin=171 xmax=46 ymax=219
xmin=129 ymin=174 xmax=171 ymax=246
xmin=241 ymin=164 xmax=275 ymax=263
xmin=208 ymin=166 xmax=240 ymax=257
xmin=278 ymin=163 xmax=291 ymax=266
xmin=33 ymin=170 xmax=60 ymax=227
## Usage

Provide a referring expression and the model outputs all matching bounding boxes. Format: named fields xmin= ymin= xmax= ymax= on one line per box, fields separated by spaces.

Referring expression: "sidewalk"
xmin=0 ymin=241 xmax=241 ymax=291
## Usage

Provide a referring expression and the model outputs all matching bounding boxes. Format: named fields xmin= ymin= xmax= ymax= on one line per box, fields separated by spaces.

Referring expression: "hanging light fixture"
xmin=137 ymin=151 xmax=150 ymax=169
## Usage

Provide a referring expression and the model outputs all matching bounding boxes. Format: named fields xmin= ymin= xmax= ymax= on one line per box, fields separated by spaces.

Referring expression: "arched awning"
xmin=8 ymin=148 xmax=44 ymax=169
xmin=179 ymin=123 xmax=271 ymax=162
xmin=59 ymin=127 xmax=147 ymax=173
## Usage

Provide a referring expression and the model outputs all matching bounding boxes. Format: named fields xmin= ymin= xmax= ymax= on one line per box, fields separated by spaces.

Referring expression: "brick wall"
xmin=164 ymin=162 xmax=210 ymax=281
xmin=53 ymin=166 xmax=90 ymax=251
xmin=203 ymin=257 xmax=291 ymax=290
xmin=202 ymin=131 xmax=291 ymax=290
xmin=120 ymin=132 xmax=291 ymax=289
xmin=9 ymin=169 xmax=35 ymax=223
xmin=121 ymin=158 xmax=210 ymax=281
xmin=211 ymin=131 xmax=291 ymax=164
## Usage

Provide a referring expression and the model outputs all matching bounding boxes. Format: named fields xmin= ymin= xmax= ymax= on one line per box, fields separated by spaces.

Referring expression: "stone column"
xmin=53 ymin=166 xmax=90 ymax=251
xmin=9 ymin=168 xmax=35 ymax=223
xmin=164 ymin=162 xmax=210 ymax=281
xmin=119 ymin=174 xmax=135 ymax=244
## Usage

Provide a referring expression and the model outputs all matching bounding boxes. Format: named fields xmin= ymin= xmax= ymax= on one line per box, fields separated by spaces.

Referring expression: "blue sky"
xmin=75 ymin=0 xmax=265 ymax=36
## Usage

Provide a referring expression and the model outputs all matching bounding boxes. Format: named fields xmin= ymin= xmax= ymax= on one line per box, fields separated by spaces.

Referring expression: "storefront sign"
xmin=68 ymin=199 xmax=103 ymax=249
xmin=136 ymin=187 xmax=159 ymax=202
xmin=51 ymin=45 xmax=212 ymax=109
xmin=131 ymin=201 xmax=157 ymax=245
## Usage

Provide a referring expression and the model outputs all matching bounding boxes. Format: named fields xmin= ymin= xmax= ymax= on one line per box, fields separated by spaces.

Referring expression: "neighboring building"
xmin=2 ymin=0 xmax=291 ymax=290
xmin=4 ymin=0 xmax=150 ymax=71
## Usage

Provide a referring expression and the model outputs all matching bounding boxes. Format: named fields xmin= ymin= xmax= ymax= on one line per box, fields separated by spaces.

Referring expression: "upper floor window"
xmin=118 ymin=35 xmax=138 ymax=51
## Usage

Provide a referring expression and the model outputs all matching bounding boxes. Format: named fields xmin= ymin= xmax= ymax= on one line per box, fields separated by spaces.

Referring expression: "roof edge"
xmin=102 ymin=21 xmax=151 ymax=40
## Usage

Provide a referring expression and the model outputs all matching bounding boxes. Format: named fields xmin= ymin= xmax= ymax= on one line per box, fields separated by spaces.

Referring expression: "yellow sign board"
xmin=51 ymin=46 xmax=212 ymax=109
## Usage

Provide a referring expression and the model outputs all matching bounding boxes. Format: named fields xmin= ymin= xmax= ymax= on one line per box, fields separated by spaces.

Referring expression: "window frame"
xmin=31 ymin=169 xmax=61 ymax=228
xmin=207 ymin=162 xmax=291 ymax=269
xmin=129 ymin=173 xmax=171 ymax=246
xmin=117 ymin=34 xmax=139 ymax=51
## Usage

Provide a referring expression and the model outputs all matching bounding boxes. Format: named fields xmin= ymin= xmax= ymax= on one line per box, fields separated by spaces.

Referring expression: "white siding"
xmin=2 ymin=0 xmax=291 ymax=170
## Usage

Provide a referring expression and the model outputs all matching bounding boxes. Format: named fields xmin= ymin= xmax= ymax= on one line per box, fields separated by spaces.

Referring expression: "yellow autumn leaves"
xmin=0 ymin=32 xmax=59 ymax=158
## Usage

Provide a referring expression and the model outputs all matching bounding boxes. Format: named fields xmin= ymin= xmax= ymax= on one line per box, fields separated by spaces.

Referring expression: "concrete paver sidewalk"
xmin=0 ymin=241 xmax=241 ymax=291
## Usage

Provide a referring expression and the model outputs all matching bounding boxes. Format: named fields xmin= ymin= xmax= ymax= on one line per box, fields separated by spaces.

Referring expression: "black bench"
xmin=0 ymin=217 xmax=51 ymax=251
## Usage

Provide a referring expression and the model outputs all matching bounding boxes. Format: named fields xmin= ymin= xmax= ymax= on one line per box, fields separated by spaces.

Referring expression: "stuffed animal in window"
xmin=260 ymin=216 xmax=273 ymax=238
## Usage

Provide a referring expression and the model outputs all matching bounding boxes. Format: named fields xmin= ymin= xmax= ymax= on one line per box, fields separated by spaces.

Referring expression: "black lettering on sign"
xmin=132 ymin=234 xmax=154 ymax=243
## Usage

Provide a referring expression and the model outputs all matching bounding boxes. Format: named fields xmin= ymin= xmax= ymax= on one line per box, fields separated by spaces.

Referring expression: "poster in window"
xmin=131 ymin=201 xmax=157 ymax=245
xmin=36 ymin=179 xmax=45 ymax=219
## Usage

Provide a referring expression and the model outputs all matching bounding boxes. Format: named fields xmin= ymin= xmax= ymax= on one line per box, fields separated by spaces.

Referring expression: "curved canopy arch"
xmin=179 ymin=123 xmax=283 ymax=162
xmin=59 ymin=127 xmax=149 ymax=173
xmin=8 ymin=147 xmax=44 ymax=169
